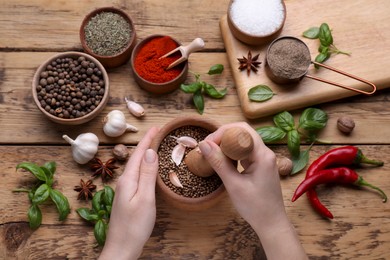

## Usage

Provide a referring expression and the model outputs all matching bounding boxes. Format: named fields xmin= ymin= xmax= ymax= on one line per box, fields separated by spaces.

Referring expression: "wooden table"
xmin=1 ymin=1 xmax=389 ymax=259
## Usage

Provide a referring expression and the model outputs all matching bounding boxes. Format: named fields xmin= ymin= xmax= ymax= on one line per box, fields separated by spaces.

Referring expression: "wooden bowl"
xmin=130 ymin=34 xmax=189 ymax=95
xmin=150 ymin=116 xmax=225 ymax=211
xmin=80 ymin=7 xmax=137 ymax=69
xmin=227 ymin=0 xmax=286 ymax=46
xmin=32 ymin=52 xmax=109 ymax=125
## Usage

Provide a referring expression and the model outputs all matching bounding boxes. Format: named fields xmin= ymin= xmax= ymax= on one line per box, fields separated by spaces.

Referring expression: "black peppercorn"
xmin=36 ymin=56 xmax=105 ymax=119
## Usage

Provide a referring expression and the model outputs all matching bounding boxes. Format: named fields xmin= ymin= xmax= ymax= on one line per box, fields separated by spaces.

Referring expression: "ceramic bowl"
xmin=80 ymin=7 xmax=137 ymax=69
xmin=130 ymin=34 xmax=189 ymax=95
xmin=32 ymin=52 xmax=109 ymax=125
xmin=150 ymin=116 xmax=225 ymax=211
xmin=227 ymin=0 xmax=286 ymax=45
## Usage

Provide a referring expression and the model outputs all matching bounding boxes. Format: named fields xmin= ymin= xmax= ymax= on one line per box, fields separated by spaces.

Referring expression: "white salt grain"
xmin=230 ymin=0 xmax=285 ymax=36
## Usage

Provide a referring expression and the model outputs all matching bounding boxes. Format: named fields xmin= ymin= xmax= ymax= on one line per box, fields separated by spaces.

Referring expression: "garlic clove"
xmin=63 ymin=133 xmax=99 ymax=164
xmin=126 ymin=123 xmax=138 ymax=133
xmin=125 ymin=97 xmax=145 ymax=118
xmin=172 ymin=144 xmax=186 ymax=166
xmin=169 ymin=170 xmax=184 ymax=188
xmin=171 ymin=135 xmax=198 ymax=148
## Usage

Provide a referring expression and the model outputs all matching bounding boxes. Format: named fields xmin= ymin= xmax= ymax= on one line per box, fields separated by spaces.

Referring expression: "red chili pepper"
xmin=305 ymin=146 xmax=384 ymax=219
xmin=293 ymin=167 xmax=387 ymax=203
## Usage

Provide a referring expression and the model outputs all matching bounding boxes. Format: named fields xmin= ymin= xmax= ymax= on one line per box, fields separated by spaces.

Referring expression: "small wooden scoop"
xmin=160 ymin=38 xmax=205 ymax=70
xmin=185 ymin=127 xmax=254 ymax=177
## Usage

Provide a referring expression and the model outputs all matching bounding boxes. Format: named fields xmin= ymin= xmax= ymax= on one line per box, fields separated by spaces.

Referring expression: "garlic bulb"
xmin=125 ymin=97 xmax=145 ymax=117
xmin=103 ymin=110 xmax=138 ymax=137
xmin=62 ymin=133 xmax=99 ymax=164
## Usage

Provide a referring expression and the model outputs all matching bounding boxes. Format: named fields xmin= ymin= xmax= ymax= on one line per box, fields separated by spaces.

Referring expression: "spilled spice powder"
xmin=134 ymin=36 xmax=184 ymax=83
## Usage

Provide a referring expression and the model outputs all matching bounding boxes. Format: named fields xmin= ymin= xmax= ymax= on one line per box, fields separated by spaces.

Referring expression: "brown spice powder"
xmin=158 ymin=126 xmax=222 ymax=198
xmin=267 ymin=38 xmax=311 ymax=80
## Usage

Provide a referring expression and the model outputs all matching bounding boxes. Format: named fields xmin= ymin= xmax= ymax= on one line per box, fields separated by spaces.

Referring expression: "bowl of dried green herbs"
xmin=80 ymin=7 xmax=137 ymax=69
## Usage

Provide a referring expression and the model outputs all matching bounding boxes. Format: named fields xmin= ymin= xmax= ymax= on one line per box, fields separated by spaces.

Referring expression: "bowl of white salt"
xmin=227 ymin=0 xmax=286 ymax=46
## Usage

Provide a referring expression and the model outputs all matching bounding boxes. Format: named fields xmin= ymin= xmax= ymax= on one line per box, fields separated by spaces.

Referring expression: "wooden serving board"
xmin=220 ymin=0 xmax=390 ymax=119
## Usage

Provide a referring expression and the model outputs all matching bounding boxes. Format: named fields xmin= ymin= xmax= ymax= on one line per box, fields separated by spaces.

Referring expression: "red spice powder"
xmin=134 ymin=36 xmax=184 ymax=83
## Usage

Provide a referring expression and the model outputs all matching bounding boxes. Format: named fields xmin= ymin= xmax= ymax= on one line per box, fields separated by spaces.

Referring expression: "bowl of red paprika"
xmin=131 ymin=34 xmax=189 ymax=95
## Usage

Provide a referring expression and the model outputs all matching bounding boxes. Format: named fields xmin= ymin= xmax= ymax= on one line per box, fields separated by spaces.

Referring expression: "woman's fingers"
xmin=137 ymin=149 xmax=159 ymax=201
xmin=198 ymin=140 xmax=240 ymax=186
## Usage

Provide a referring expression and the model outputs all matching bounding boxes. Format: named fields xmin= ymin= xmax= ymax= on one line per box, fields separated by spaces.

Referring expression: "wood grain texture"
xmin=1 ymin=0 xmax=390 ymax=259
xmin=0 ymin=146 xmax=389 ymax=259
xmin=221 ymin=0 xmax=390 ymax=118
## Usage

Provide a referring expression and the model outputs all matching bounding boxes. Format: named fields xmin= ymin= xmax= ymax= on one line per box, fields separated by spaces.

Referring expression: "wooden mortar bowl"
xmin=150 ymin=116 xmax=225 ymax=211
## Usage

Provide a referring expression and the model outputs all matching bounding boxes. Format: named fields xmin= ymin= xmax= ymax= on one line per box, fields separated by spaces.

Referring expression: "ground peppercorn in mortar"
xmin=36 ymin=56 xmax=105 ymax=119
xmin=158 ymin=126 xmax=222 ymax=198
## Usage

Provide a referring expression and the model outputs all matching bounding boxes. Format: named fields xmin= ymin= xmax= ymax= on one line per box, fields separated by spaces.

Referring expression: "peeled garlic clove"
xmin=172 ymin=144 xmax=186 ymax=166
xmin=169 ymin=171 xmax=183 ymax=188
xmin=171 ymin=136 xmax=198 ymax=148
xmin=125 ymin=97 xmax=145 ymax=118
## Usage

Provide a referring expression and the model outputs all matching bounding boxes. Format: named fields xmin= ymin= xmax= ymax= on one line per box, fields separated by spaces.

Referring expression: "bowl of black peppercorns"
xmin=32 ymin=51 xmax=109 ymax=125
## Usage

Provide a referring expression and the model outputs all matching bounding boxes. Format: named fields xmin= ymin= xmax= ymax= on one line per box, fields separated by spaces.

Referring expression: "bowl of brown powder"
xmin=80 ymin=7 xmax=136 ymax=69
xmin=150 ymin=116 xmax=226 ymax=211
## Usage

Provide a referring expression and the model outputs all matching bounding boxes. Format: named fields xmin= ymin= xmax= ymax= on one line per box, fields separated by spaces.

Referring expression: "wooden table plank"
xmin=1 ymin=145 xmax=389 ymax=259
xmin=0 ymin=0 xmax=229 ymax=51
xmin=1 ymin=51 xmax=390 ymax=145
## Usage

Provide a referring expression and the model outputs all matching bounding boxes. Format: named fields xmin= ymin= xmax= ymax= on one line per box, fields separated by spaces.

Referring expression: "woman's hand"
xmin=198 ymin=122 xmax=307 ymax=260
xmin=99 ymin=127 xmax=159 ymax=260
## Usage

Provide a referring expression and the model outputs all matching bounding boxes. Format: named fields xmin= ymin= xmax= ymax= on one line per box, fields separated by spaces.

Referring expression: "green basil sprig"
xmin=180 ymin=64 xmax=227 ymax=114
xmin=256 ymin=108 xmax=328 ymax=174
xmin=248 ymin=85 xmax=275 ymax=102
xmin=77 ymin=186 xmax=115 ymax=246
xmin=15 ymin=161 xmax=70 ymax=229
xmin=303 ymin=23 xmax=350 ymax=68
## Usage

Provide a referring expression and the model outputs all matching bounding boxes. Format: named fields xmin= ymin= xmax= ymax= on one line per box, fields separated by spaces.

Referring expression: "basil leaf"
xmin=49 ymin=189 xmax=70 ymax=221
xmin=203 ymin=83 xmax=227 ymax=99
xmin=40 ymin=167 xmax=53 ymax=186
xmin=299 ymin=108 xmax=328 ymax=131
xmin=32 ymin=183 xmax=50 ymax=205
xmin=16 ymin=162 xmax=47 ymax=182
xmin=92 ymin=190 xmax=104 ymax=212
xmin=94 ymin=220 xmax=107 ymax=246
xmin=28 ymin=204 xmax=42 ymax=230
xmin=315 ymin=52 xmax=330 ymax=64
xmin=291 ymin=149 xmax=311 ymax=175
xmin=287 ymin=130 xmax=300 ymax=158
xmin=274 ymin=111 xmax=295 ymax=132
xmin=256 ymin=126 xmax=286 ymax=143
xmin=105 ymin=205 xmax=112 ymax=215
xmin=318 ymin=45 xmax=329 ymax=54
xmin=180 ymin=82 xmax=202 ymax=93
xmin=103 ymin=186 xmax=115 ymax=208
xmin=303 ymin=27 xmax=320 ymax=39
xmin=248 ymin=85 xmax=275 ymax=102
xmin=207 ymin=64 xmax=224 ymax=75
xmin=319 ymin=23 xmax=333 ymax=46
xmin=77 ymin=208 xmax=99 ymax=222
xmin=43 ymin=161 xmax=56 ymax=176
xmin=193 ymin=89 xmax=204 ymax=115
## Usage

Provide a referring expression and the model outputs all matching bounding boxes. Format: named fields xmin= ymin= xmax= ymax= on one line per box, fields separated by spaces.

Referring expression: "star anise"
xmin=90 ymin=158 xmax=119 ymax=181
xmin=74 ymin=179 xmax=96 ymax=200
xmin=237 ymin=51 xmax=261 ymax=76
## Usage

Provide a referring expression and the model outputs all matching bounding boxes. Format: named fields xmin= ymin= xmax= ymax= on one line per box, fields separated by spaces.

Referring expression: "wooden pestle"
xmin=185 ymin=127 xmax=254 ymax=177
